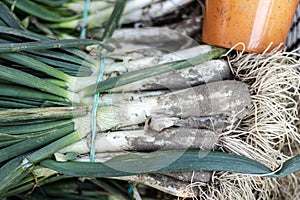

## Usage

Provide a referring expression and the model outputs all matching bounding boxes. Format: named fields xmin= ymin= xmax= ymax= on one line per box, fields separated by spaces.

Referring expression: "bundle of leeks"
xmin=3 ymin=1 xmax=298 ymax=199
xmin=0 ymin=2 xmax=242 ymax=197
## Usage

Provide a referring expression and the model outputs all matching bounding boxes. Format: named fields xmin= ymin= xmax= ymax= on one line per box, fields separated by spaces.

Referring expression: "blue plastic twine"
xmin=79 ymin=0 xmax=102 ymax=162
xmin=80 ymin=0 xmax=90 ymax=39
xmin=90 ymin=54 xmax=105 ymax=162
xmin=128 ymin=184 xmax=133 ymax=195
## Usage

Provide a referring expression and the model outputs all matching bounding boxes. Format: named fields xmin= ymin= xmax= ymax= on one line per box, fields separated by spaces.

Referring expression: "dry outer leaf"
xmin=113 ymin=174 xmax=202 ymax=198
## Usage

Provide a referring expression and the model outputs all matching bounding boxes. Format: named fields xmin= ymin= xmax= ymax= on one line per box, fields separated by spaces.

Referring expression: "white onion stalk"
xmin=110 ymin=27 xmax=198 ymax=53
xmin=105 ymin=45 xmax=213 ymax=74
xmin=121 ymin=0 xmax=194 ymax=24
xmin=59 ymin=128 xmax=218 ymax=154
xmin=82 ymin=90 xmax=168 ymax=105
xmin=109 ymin=59 xmax=231 ymax=92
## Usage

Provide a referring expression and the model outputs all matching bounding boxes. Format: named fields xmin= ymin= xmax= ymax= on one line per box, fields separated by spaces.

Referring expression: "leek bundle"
xmin=0 ymin=3 xmax=235 ymax=197
xmin=1 ymin=2 xmax=300 ymax=200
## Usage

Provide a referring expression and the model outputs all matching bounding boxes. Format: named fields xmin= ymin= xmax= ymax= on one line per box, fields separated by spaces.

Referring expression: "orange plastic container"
xmin=202 ymin=0 xmax=299 ymax=53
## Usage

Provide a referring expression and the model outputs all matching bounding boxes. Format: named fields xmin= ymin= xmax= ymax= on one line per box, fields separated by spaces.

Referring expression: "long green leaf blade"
xmin=102 ymin=0 xmax=127 ymax=42
xmin=27 ymin=49 xmax=95 ymax=69
xmin=0 ymin=26 xmax=46 ymax=41
xmin=0 ymin=123 xmax=74 ymax=163
xmin=0 ymin=83 xmax=65 ymax=102
xmin=0 ymin=2 xmax=23 ymax=29
xmin=0 ymin=107 xmax=87 ymax=123
xmin=0 ymin=155 xmax=33 ymax=196
xmin=0 ymin=53 xmax=70 ymax=81
xmin=0 ymin=100 xmax=36 ymax=109
xmin=25 ymin=53 xmax=92 ymax=76
xmin=0 ymin=39 xmax=113 ymax=53
xmin=41 ymin=150 xmax=272 ymax=177
xmin=269 ymin=155 xmax=300 ymax=178
xmin=0 ymin=119 xmax=71 ymax=135
xmin=0 ymin=27 xmax=96 ymax=64
xmin=3 ymin=0 xmax=76 ymax=22
xmin=0 ymin=64 xmax=74 ymax=100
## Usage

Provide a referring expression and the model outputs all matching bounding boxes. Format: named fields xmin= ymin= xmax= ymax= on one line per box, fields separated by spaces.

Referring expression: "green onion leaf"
xmin=3 ymin=0 xmax=77 ymax=22
xmin=0 ymin=39 xmax=114 ymax=53
xmin=41 ymin=150 xmax=272 ymax=178
xmin=0 ymin=64 xmax=74 ymax=100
